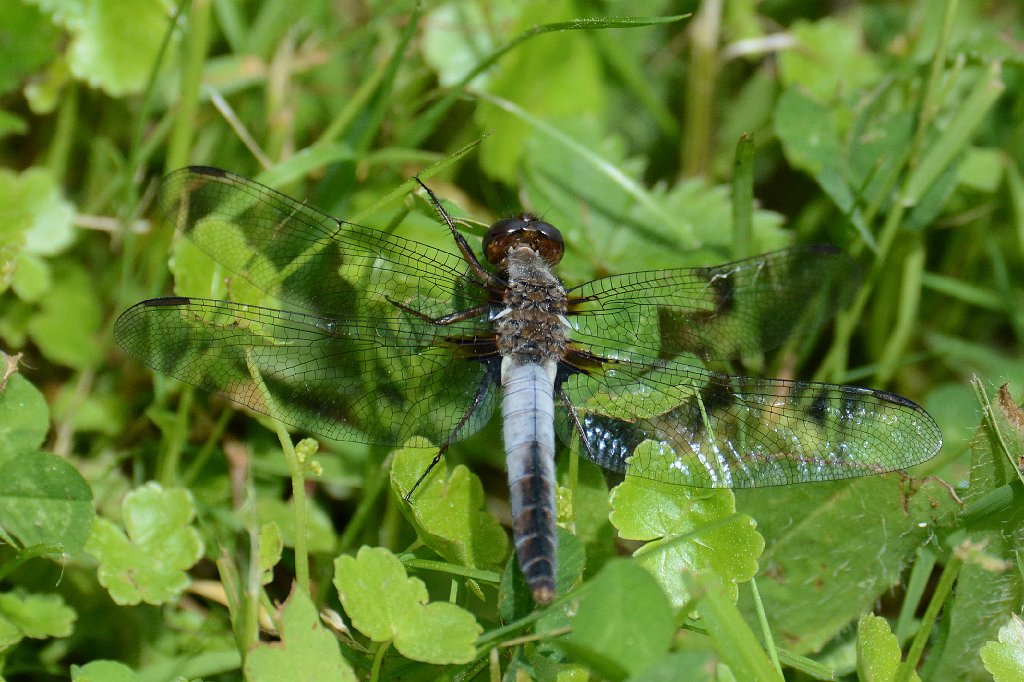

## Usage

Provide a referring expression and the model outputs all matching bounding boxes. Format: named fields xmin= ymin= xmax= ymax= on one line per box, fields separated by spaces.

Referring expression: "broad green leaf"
xmin=421 ymin=2 xmax=515 ymax=89
xmin=856 ymin=614 xmax=919 ymax=682
xmin=244 ymin=587 xmax=356 ymax=682
xmin=0 ymin=0 xmax=58 ymax=96
xmin=85 ymin=482 xmax=204 ymax=605
xmin=0 ymin=372 xmax=49 ymax=456
xmin=774 ymin=88 xmax=868 ymax=241
xmin=475 ymin=1 xmax=605 ymax=182
xmin=0 ymin=589 xmax=75 ymax=639
xmin=981 ymin=614 xmax=1024 ymax=682
xmin=71 ymin=660 xmax=140 ymax=682
xmin=778 ymin=18 xmax=880 ymax=101
xmin=334 ymin=546 xmax=481 ymax=664
xmin=43 ymin=0 xmax=173 ymax=96
xmin=27 ymin=265 xmax=103 ymax=369
xmin=0 ymin=449 xmax=93 ymax=552
xmin=554 ymin=559 xmax=674 ymax=680
xmin=847 ymin=110 xmax=914 ymax=217
xmin=628 ymin=650 xmax=719 ymax=682
xmin=610 ymin=454 xmax=764 ymax=607
xmin=390 ymin=442 xmax=508 ymax=572
xmin=927 ymin=385 xmax=1024 ymax=680
xmin=735 ymin=476 xmax=959 ymax=655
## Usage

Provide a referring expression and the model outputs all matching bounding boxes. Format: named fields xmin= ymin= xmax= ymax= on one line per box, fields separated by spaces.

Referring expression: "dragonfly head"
xmin=483 ymin=214 xmax=564 ymax=266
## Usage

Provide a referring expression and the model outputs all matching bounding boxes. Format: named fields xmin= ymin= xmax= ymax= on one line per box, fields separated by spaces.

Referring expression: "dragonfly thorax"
xmin=495 ymin=246 xmax=571 ymax=365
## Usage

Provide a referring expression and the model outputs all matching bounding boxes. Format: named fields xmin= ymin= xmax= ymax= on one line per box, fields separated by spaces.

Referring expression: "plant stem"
xmin=166 ymin=0 xmax=212 ymax=172
xmin=682 ymin=0 xmax=721 ymax=178
xmin=896 ymin=553 xmax=962 ymax=682
xmin=749 ymin=577 xmax=782 ymax=676
xmin=275 ymin=422 xmax=310 ymax=595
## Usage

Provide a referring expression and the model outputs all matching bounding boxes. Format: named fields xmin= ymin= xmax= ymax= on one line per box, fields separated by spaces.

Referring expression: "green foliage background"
xmin=1 ymin=0 xmax=1023 ymax=680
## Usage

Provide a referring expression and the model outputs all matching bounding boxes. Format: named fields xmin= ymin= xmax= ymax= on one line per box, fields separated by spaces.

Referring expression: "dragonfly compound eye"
xmin=483 ymin=215 xmax=565 ymax=266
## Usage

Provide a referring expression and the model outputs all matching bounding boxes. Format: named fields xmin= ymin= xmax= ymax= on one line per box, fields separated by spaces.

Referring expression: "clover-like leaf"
xmin=0 ymin=166 xmax=74 ymax=295
xmin=244 ymin=587 xmax=357 ymax=682
xmin=609 ymin=445 xmax=764 ymax=606
xmin=0 ymin=167 xmax=75 ymax=257
xmin=334 ymin=546 xmax=482 ymax=664
xmin=857 ymin=614 xmax=920 ymax=682
xmin=85 ymin=482 xmax=204 ymax=605
xmin=0 ymin=589 xmax=76 ymax=640
xmin=33 ymin=0 xmax=172 ymax=97
xmin=982 ymin=614 xmax=1024 ymax=682
xmin=390 ymin=441 xmax=508 ymax=572
xmin=0 ymin=0 xmax=58 ymax=97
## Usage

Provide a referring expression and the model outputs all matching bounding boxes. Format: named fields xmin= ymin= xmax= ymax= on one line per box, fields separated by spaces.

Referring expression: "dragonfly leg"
xmin=414 ymin=177 xmax=505 ymax=290
xmin=559 ymin=389 xmax=596 ymax=457
xmin=386 ymin=297 xmax=489 ymax=326
xmin=403 ymin=367 xmax=497 ymax=502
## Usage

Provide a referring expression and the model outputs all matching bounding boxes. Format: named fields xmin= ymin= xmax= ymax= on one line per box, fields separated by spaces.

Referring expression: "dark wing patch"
xmin=567 ymin=246 xmax=858 ymax=362
xmin=557 ymin=357 xmax=941 ymax=488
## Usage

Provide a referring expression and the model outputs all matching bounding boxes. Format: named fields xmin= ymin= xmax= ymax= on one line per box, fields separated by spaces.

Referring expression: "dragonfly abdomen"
xmin=501 ymin=358 xmax=558 ymax=605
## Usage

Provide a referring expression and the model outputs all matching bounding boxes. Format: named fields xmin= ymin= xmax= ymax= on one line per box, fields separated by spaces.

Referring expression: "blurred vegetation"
xmin=0 ymin=0 xmax=1023 ymax=680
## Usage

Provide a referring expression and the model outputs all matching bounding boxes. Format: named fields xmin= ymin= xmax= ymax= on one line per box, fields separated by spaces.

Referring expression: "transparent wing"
xmin=159 ymin=166 xmax=491 ymax=319
xmin=114 ymin=297 xmax=497 ymax=445
xmin=567 ymin=246 xmax=859 ymax=361
xmin=119 ymin=167 xmax=503 ymax=444
xmin=557 ymin=357 xmax=942 ymax=488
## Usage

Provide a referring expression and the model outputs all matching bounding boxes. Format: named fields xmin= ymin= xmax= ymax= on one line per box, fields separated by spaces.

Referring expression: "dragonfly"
xmin=115 ymin=166 xmax=943 ymax=605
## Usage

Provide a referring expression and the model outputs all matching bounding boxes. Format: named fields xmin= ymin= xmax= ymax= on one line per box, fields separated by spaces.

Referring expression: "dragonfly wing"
xmin=115 ymin=297 xmax=497 ymax=446
xmin=159 ymin=166 xmax=489 ymax=319
xmin=557 ymin=358 xmax=942 ymax=488
xmin=567 ymin=246 xmax=859 ymax=362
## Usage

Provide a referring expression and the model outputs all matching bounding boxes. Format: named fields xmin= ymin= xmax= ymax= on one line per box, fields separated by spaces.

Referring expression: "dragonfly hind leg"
xmin=402 ymin=369 xmax=497 ymax=501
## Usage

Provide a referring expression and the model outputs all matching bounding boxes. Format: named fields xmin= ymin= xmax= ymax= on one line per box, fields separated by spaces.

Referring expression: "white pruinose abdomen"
xmin=501 ymin=356 xmax=558 ymax=604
